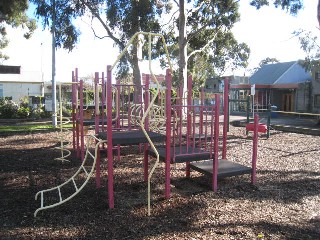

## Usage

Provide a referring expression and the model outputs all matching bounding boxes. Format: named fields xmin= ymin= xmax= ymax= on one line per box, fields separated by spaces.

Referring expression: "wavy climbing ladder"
xmin=34 ymin=135 xmax=106 ymax=217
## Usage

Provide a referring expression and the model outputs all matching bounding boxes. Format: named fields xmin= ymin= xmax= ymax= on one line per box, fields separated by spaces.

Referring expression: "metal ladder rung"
xmin=58 ymin=187 xmax=62 ymax=202
xmin=81 ymin=165 xmax=89 ymax=176
xmin=40 ymin=192 xmax=44 ymax=208
xmin=72 ymin=177 xmax=78 ymax=191
xmin=88 ymin=150 xmax=94 ymax=159
xmin=34 ymin=134 xmax=100 ymax=217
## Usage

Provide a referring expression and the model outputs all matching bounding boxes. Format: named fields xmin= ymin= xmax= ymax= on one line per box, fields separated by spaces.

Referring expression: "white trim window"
xmin=314 ymin=94 xmax=320 ymax=107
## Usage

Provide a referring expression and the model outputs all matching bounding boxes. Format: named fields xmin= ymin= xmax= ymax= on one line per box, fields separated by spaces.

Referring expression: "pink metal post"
xmin=212 ymin=94 xmax=220 ymax=192
xmin=251 ymin=114 xmax=259 ymax=184
xmin=185 ymin=75 xmax=193 ymax=178
xmin=106 ymin=65 xmax=114 ymax=208
xmin=94 ymin=72 xmax=101 ymax=188
xmin=71 ymin=70 xmax=76 ymax=153
xmin=75 ymin=68 xmax=80 ymax=159
xmin=165 ymin=69 xmax=172 ymax=198
xmin=101 ymin=72 xmax=106 ymax=131
xmin=79 ymin=79 xmax=85 ymax=161
xmin=199 ymin=88 xmax=205 ymax=135
xmin=222 ymin=77 xmax=229 ymax=160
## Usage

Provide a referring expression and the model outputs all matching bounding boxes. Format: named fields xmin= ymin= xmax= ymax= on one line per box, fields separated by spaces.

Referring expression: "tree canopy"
xmin=0 ymin=0 xmax=36 ymax=62
xmin=29 ymin=0 xmax=308 ymax=91
xmin=31 ymin=0 xmax=167 ymax=92
xmin=249 ymin=0 xmax=303 ymax=15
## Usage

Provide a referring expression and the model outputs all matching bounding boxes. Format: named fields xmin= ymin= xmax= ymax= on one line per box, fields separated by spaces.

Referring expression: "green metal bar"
xmin=267 ymin=104 xmax=271 ymax=138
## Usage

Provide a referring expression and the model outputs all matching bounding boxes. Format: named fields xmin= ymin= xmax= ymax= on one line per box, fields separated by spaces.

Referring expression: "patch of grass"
xmin=0 ymin=124 xmax=73 ymax=133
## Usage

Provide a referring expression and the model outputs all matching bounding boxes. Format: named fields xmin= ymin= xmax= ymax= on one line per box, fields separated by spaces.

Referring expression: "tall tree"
xmin=165 ymin=0 xmax=250 ymax=91
xmin=0 ymin=0 xmax=36 ymax=62
xmin=294 ymin=29 xmax=320 ymax=71
xmin=31 ymin=0 xmax=167 ymax=95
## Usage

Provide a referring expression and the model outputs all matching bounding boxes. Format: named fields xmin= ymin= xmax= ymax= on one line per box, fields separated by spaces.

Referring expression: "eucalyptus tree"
xmin=0 ymin=0 xmax=36 ymax=62
xmin=294 ymin=29 xmax=320 ymax=71
xmin=31 ymin=0 xmax=168 ymax=93
xmin=165 ymin=0 xmax=250 ymax=91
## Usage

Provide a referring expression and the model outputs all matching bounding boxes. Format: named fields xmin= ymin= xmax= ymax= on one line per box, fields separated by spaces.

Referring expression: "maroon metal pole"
xmin=75 ymin=68 xmax=80 ymax=159
xmin=94 ymin=72 xmax=101 ymax=188
xmin=222 ymin=77 xmax=229 ymax=160
xmin=79 ymin=79 xmax=85 ymax=161
xmin=71 ymin=70 xmax=76 ymax=153
xmin=186 ymin=75 xmax=193 ymax=177
xmin=101 ymin=72 xmax=105 ymax=131
xmin=107 ymin=65 xmax=114 ymax=208
xmin=165 ymin=69 xmax=172 ymax=198
xmin=212 ymin=94 xmax=220 ymax=192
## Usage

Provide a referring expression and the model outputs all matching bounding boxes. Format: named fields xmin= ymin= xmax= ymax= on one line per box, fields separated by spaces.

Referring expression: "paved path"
xmin=229 ymin=113 xmax=320 ymax=135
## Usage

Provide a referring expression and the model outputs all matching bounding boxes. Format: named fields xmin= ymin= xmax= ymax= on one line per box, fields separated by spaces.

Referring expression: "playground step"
xmin=190 ymin=159 xmax=252 ymax=179
xmin=148 ymin=146 xmax=213 ymax=164
xmin=97 ymin=130 xmax=166 ymax=145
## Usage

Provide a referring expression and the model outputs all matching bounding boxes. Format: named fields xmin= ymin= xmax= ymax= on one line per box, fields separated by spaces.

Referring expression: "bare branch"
xmin=80 ymin=0 xmax=125 ymax=49
xmin=160 ymin=9 xmax=179 ymax=28
xmin=186 ymin=1 xmax=205 ymax=17
xmin=172 ymin=0 xmax=179 ymax=7
xmin=187 ymin=29 xmax=222 ymax=61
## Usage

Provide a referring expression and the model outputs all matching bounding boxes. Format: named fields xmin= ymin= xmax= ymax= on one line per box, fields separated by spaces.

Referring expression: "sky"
xmin=2 ymin=0 xmax=319 ymax=82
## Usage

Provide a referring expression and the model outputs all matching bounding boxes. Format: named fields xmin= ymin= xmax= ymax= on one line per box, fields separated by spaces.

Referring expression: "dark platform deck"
xmin=190 ymin=159 xmax=252 ymax=179
xmin=80 ymin=119 xmax=108 ymax=126
xmin=148 ymin=146 xmax=212 ymax=163
xmin=97 ymin=130 xmax=166 ymax=146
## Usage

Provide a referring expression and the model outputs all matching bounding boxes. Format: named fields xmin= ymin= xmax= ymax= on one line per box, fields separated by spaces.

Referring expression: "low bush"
xmin=0 ymin=99 xmax=19 ymax=118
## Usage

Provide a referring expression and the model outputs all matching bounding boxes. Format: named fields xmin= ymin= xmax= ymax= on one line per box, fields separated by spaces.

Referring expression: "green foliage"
xmin=0 ymin=0 xmax=37 ymax=61
xmin=0 ymin=98 xmax=51 ymax=119
xmin=168 ymin=0 xmax=250 ymax=86
xmin=0 ymin=99 xmax=18 ymax=118
xmin=16 ymin=106 xmax=30 ymax=118
xmin=30 ymin=105 xmax=45 ymax=119
xmin=293 ymin=29 xmax=320 ymax=71
xmin=249 ymin=0 xmax=303 ymax=15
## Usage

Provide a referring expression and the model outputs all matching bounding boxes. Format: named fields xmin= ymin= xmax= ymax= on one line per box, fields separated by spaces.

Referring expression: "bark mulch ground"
xmin=0 ymin=126 xmax=319 ymax=239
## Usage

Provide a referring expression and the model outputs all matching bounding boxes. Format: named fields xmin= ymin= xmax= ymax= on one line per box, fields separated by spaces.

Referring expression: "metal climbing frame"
xmin=145 ymin=74 xmax=221 ymax=198
xmin=34 ymin=135 xmax=106 ymax=217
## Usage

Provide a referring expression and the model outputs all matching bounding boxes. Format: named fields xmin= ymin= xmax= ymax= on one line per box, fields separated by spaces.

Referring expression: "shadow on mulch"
xmin=1 ymin=131 xmax=319 ymax=239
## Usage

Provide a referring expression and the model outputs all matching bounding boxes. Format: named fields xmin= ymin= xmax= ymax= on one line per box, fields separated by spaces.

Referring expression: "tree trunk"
xmin=179 ymin=0 xmax=188 ymax=94
xmin=131 ymin=39 xmax=142 ymax=103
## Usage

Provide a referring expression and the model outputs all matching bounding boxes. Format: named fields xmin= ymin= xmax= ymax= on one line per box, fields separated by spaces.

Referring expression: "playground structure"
xmin=34 ymin=32 xmax=261 ymax=217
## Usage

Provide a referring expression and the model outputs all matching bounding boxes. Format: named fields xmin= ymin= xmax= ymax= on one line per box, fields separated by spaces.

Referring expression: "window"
xmin=315 ymin=71 xmax=320 ymax=81
xmin=0 ymin=84 xmax=3 ymax=98
xmin=314 ymin=94 xmax=320 ymax=107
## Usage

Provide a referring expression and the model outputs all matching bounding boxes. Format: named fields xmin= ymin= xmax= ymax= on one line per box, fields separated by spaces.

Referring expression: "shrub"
xmin=31 ymin=105 xmax=44 ymax=119
xmin=0 ymin=99 xmax=18 ymax=118
xmin=16 ymin=107 xmax=30 ymax=118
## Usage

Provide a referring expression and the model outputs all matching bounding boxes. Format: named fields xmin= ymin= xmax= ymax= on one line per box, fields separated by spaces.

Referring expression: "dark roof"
xmin=249 ymin=61 xmax=311 ymax=85
xmin=0 ymin=65 xmax=21 ymax=74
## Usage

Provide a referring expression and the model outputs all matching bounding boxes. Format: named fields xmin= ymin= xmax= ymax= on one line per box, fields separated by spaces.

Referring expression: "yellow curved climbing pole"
xmin=111 ymin=31 xmax=172 ymax=216
xmin=54 ymin=82 xmax=73 ymax=162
